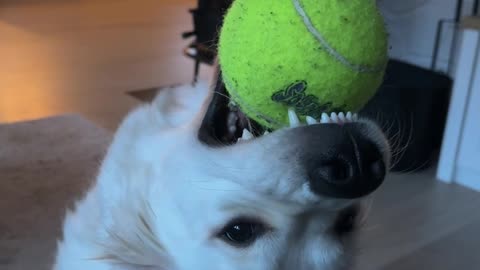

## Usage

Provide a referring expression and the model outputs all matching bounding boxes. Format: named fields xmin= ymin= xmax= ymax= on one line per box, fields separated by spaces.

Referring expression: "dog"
xmin=53 ymin=66 xmax=391 ymax=270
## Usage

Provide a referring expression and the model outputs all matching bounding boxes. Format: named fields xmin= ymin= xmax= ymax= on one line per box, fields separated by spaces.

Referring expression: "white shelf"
xmin=437 ymin=22 xmax=480 ymax=191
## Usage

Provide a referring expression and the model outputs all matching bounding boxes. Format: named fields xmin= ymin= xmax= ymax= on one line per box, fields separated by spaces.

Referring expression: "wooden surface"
xmin=1 ymin=1 xmax=479 ymax=269
xmin=0 ymin=115 xmax=112 ymax=270
xmin=0 ymin=0 xmax=213 ymax=131
xmin=354 ymin=167 xmax=480 ymax=269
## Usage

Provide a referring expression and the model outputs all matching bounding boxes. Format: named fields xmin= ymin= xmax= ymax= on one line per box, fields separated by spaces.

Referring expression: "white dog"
xmin=53 ymin=67 xmax=390 ymax=270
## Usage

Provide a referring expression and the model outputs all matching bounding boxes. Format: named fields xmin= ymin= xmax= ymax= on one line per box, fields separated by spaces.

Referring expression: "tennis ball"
xmin=218 ymin=0 xmax=389 ymax=130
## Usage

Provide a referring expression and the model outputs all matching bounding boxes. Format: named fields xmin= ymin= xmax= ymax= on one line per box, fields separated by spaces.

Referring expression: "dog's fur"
xmin=53 ymin=73 xmax=390 ymax=270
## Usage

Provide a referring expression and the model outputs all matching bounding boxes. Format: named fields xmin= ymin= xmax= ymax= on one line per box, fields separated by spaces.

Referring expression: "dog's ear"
xmin=196 ymin=63 xmax=235 ymax=145
xmin=149 ymin=80 xmax=210 ymax=129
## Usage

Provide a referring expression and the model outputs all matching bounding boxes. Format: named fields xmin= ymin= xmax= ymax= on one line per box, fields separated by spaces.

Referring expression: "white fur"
xmin=53 ymin=78 xmax=386 ymax=270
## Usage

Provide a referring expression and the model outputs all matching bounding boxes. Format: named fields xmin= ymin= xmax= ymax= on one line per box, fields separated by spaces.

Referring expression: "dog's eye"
xmin=219 ymin=218 xmax=267 ymax=247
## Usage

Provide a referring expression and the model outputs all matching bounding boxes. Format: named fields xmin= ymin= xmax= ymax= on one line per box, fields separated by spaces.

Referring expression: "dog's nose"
xmin=298 ymin=123 xmax=387 ymax=199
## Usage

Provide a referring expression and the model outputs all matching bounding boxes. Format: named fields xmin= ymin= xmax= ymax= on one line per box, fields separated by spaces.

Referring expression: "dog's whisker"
xmin=145 ymin=199 xmax=157 ymax=219
xmin=383 ymin=117 xmax=398 ymax=139
xmin=358 ymin=196 xmax=375 ymax=227
xmin=213 ymin=90 xmax=232 ymax=101
xmin=387 ymin=127 xmax=403 ymax=154
xmin=389 ymin=113 xmax=414 ymax=170
xmin=394 ymin=156 xmax=433 ymax=175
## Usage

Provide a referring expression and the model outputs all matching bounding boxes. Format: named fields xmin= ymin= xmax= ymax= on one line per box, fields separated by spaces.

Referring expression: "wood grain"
xmin=0 ymin=0 xmax=213 ymax=130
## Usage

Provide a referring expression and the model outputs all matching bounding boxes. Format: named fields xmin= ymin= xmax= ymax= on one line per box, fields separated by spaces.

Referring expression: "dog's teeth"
xmin=241 ymin=129 xmax=254 ymax=140
xmin=353 ymin=113 xmax=359 ymax=121
xmin=227 ymin=112 xmax=238 ymax=133
xmin=330 ymin=112 xmax=339 ymax=123
xmin=228 ymin=124 xmax=236 ymax=134
xmin=346 ymin=112 xmax=353 ymax=122
xmin=320 ymin=113 xmax=330 ymax=124
xmin=288 ymin=108 xmax=301 ymax=127
xmin=338 ymin=112 xmax=346 ymax=122
xmin=306 ymin=116 xmax=317 ymax=125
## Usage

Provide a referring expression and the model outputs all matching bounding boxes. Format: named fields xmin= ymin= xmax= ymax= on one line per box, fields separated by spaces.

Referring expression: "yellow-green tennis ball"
xmin=218 ymin=0 xmax=389 ymax=130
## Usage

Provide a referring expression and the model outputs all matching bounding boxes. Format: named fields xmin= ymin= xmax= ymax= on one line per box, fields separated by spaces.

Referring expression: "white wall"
xmin=378 ymin=0 xmax=476 ymax=75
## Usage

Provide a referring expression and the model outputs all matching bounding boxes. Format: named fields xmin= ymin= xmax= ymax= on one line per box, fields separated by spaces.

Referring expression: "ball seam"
xmin=293 ymin=0 xmax=384 ymax=73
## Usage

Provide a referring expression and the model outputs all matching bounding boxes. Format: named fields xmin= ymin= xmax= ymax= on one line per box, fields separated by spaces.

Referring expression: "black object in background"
xmin=182 ymin=0 xmax=233 ymax=83
xmin=360 ymin=59 xmax=452 ymax=172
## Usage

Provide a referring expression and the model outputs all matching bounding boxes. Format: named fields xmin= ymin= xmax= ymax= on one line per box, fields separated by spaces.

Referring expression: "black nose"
xmin=297 ymin=123 xmax=387 ymax=199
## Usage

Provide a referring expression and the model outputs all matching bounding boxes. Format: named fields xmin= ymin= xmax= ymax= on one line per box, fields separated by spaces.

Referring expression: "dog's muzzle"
xmin=292 ymin=123 xmax=386 ymax=199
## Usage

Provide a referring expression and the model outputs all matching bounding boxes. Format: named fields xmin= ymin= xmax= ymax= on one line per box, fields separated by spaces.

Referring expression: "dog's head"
xmin=94 ymin=68 xmax=390 ymax=270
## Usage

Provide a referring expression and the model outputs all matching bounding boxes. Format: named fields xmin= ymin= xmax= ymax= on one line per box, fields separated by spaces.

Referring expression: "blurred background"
xmin=1 ymin=0 xmax=480 ymax=269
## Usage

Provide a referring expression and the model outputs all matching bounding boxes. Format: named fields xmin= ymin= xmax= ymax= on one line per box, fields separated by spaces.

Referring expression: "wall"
xmin=379 ymin=0 xmax=476 ymax=75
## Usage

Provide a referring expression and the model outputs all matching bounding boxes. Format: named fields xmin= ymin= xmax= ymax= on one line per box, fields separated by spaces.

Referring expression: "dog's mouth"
xmin=198 ymin=72 xmax=359 ymax=146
